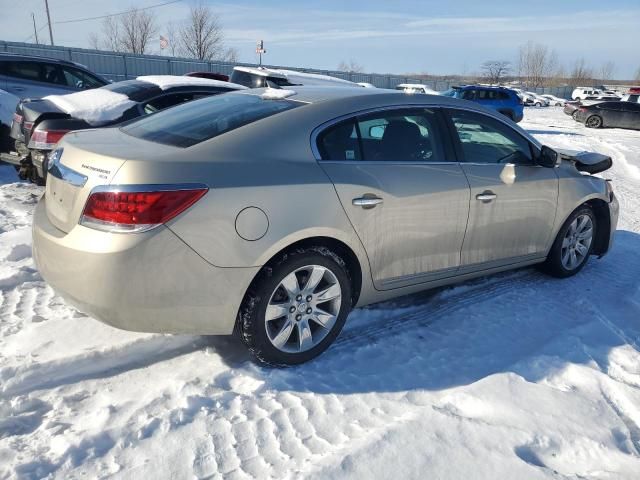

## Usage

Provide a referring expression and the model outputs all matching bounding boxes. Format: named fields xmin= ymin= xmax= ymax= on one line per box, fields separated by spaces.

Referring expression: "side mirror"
xmin=538 ymin=145 xmax=558 ymax=168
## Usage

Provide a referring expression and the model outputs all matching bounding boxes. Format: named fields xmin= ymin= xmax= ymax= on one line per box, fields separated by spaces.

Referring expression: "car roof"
xmin=0 ymin=52 xmax=82 ymax=68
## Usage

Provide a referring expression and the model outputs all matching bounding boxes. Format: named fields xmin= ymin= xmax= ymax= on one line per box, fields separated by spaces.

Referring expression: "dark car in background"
xmin=2 ymin=75 xmax=246 ymax=183
xmin=0 ymin=53 xmax=108 ymax=99
xmin=441 ymin=85 xmax=524 ymax=122
xmin=574 ymin=101 xmax=640 ymax=130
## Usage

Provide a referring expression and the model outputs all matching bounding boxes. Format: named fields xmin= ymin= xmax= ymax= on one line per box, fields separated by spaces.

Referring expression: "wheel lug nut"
xmin=306 ymin=308 xmax=312 ymax=314
xmin=296 ymin=295 xmax=302 ymax=301
xmin=289 ymin=306 xmax=296 ymax=313
xmin=296 ymin=314 xmax=302 ymax=321
xmin=306 ymin=295 xmax=312 ymax=302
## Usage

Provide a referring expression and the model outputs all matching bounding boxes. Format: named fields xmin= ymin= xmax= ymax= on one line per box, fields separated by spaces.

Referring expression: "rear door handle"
xmin=352 ymin=196 xmax=383 ymax=209
xmin=476 ymin=191 xmax=497 ymax=202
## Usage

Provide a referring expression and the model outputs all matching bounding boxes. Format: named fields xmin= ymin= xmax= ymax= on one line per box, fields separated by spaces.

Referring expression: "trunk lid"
xmin=45 ymin=127 xmax=176 ymax=233
xmin=11 ymin=98 xmax=68 ymax=144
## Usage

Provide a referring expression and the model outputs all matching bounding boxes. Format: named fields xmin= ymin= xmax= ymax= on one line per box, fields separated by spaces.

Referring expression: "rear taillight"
xmin=28 ymin=129 xmax=70 ymax=150
xmin=12 ymin=112 xmax=23 ymax=125
xmin=23 ymin=121 xmax=34 ymax=133
xmin=80 ymin=185 xmax=208 ymax=233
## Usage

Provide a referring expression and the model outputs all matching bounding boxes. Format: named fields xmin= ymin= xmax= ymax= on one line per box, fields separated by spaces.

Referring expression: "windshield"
xmin=101 ymin=80 xmax=160 ymax=101
xmin=122 ymin=92 xmax=302 ymax=147
xmin=440 ymin=88 xmax=458 ymax=97
xmin=230 ymin=70 xmax=294 ymax=88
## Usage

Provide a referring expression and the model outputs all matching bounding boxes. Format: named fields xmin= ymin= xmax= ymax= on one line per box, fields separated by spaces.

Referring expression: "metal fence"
xmin=1 ymin=40 xmax=576 ymax=98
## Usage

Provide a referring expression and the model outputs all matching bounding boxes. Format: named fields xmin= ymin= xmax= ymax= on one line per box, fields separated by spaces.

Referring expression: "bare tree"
xmin=337 ymin=59 xmax=364 ymax=73
xmin=179 ymin=4 xmax=224 ymax=60
xmin=220 ymin=47 xmax=239 ymax=63
xmin=164 ymin=21 xmax=180 ymax=57
xmin=481 ymin=60 xmax=511 ymax=84
xmin=599 ymin=61 xmax=616 ymax=83
xmin=89 ymin=8 xmax=157 ymax=54
xmin=517 ymin=41 xmax=558 ymax=87
xmin=121 ymin=8 xmax=157 ymax=54
xmin=569 ymin=58 xmax=593 ymax=86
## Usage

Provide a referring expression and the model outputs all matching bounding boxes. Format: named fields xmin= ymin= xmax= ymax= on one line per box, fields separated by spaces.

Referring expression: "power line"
xmin=53 ymin=0 xmax=183 ymax=25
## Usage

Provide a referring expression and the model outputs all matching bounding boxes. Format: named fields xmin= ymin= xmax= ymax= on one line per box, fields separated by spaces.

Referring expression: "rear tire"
xmin=586 ymin=115 xmax=603 ymax=128
xmin=237 ymin=246 xmax=352 ymax=366
xmin=572 ymin=111 xmax=579 ymax=120
xmin=540 ymin=206 xmax=596 ymax=278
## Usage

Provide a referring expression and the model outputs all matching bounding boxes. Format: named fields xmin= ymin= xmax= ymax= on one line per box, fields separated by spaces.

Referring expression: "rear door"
xmin=317 ymin=107 xmax=470 ymax=289
xmin=596 ymin=103 xmax=624 ymax=127
xmin=445 ymin=108 xmax=558 ymax=268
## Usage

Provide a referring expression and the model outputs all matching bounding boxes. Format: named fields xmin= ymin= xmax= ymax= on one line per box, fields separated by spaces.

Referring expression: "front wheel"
xmin=238 ymin=247 xmax=352 ymax=366
xmin=540 ymin=207 xmax=596 ymax=278
xmin=535 ymin=102 xmax=542 ymax=107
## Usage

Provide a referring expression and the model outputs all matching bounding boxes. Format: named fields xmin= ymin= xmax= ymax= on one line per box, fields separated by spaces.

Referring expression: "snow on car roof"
xmin=136 ymin=75 xmax=247 ymax=91
xmin=44 ymin=89 xmax=137 ymax=126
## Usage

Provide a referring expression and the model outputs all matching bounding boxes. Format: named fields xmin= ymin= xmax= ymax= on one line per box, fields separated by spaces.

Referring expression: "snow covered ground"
xmin=1 ymin=107 xmax=639 ymax=479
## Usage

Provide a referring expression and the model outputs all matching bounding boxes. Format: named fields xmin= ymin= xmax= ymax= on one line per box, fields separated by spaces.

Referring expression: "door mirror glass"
xmin=538 ymin=145 xmax=558 ymax=168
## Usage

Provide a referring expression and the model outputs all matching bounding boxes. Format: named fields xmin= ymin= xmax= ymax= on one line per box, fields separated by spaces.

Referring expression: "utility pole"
xmin=31 ymin=13 xmax=39 ymax=44
xmin=44 ymin=0 xmax=54 ymax=45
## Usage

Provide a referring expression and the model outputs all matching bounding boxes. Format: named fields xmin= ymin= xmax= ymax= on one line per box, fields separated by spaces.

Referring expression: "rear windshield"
xmin=230 ymin=70 xmax=295 ymax=88
xmin=121 ymin=92 xmax=302 ymax=147
xmin=102 ymin=80 xmax=161 ymax=101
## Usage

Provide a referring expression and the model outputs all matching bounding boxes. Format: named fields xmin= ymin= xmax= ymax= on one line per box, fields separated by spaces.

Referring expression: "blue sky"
xmin=2 ymin=0 xmax=639 ymax=78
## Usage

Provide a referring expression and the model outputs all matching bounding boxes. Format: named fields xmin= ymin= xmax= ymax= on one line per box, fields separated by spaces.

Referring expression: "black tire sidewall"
xmin=545 ymin=207 xmax=596 ymax=278
xmin=240 ymin=249 xmax=352 ymax=366
xmin=586 ymin=115 xmax=602 ymax=128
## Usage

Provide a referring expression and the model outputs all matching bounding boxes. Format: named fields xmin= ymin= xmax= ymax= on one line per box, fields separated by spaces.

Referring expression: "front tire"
xmin=540 ymin=206 xmax=596 ymax=278
xmin=238 ymin=247 xmax=352 ymax=366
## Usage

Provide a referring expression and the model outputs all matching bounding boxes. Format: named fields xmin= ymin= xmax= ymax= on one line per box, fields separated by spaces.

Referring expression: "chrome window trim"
xmin=310 ymin=103 xmax=540 ymax=163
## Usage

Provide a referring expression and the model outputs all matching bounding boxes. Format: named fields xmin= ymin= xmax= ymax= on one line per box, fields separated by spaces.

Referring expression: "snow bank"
xmin=43 ymin=89 xmax=137 ymax=126
xmin=136 ymin=75 xmax=247 ymax=91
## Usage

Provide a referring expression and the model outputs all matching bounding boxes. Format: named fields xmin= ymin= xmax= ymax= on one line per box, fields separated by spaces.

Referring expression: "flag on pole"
xmin=160 ymin=35 xmax=169 ymax=50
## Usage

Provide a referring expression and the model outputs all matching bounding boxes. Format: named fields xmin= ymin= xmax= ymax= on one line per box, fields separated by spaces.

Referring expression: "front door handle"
xmin=352 ymin=196 xmax=383 ymax=209
xmin=476 ymin=191 xmax=497 ymax=203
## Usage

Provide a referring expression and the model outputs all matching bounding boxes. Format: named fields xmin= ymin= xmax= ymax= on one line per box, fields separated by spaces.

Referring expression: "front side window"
xmin=317 ymin=108 xmax=445 ymax=162
xmin=61 ymin=66 xmax=105 ymax=89
xmin=448 ymin=109 xmax=533 ymax=165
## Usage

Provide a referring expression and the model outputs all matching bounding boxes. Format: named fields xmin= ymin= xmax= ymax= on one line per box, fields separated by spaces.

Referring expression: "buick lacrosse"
xmin=33 ymin=86 xmax=618 ymax=365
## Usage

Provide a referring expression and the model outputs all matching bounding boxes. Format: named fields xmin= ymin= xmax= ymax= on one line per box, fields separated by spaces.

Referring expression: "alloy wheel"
xmin=561 ymin=214 xmax=593 ymax=270
xmin=265 ymin=265 xmax=342 ymax=353
xmin=586 ymin=116 xmax=602 ymax=128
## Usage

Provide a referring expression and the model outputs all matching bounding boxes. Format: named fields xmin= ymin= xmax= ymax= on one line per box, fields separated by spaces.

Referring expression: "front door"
xmin=317 ymin=107 xmax=470 ymax=289
xmin=445 ymin=108 xmax=559 ymax=268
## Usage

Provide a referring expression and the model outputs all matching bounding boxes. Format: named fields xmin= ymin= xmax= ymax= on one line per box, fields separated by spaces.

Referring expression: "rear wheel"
xmin=572 ymin=111 xmax=579 ymax=120
xmin=540 ymin=206 xmax=596 ymax=278
xmin=535 ymin=102 xmax=542 ymax=107
xmin=238 ymin=247 xmax=352 ymax=366
xmin=586 ymin=115 xmax=603 ymax=128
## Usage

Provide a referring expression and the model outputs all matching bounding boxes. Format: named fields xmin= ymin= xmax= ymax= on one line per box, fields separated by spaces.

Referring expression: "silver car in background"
xmin=32 ymin=87 xmax=618 ymax=365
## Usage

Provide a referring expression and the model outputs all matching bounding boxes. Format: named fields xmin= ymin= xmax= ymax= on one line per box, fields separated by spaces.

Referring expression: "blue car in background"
xmin=442 ymin=85 xmax=524 ymax=123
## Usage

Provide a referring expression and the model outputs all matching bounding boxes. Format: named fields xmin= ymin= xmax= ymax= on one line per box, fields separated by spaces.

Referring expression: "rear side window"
xmin=5 ymin=61 xmax=42 ymax=82
xmin=318 ymin=108 xmax=446 ymax=162
xmin=122 ymin=93 xmax=301 ymax=147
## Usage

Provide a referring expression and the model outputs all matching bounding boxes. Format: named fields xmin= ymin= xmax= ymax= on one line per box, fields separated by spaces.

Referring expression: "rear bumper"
xmin=0 ymin=151 xmax=24 ymax=166
xmin=32 ymin=196 xmax=259 ymax=335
